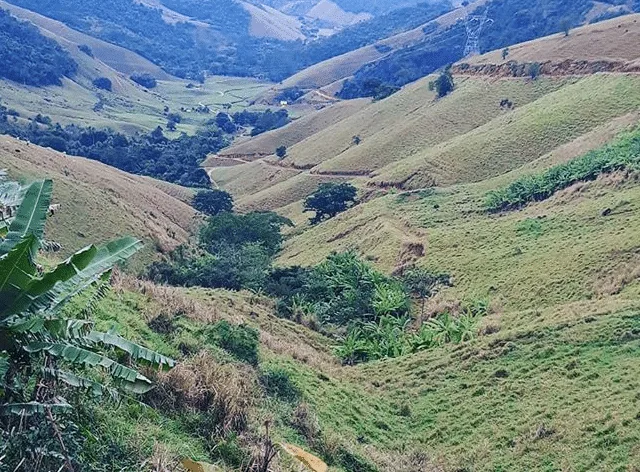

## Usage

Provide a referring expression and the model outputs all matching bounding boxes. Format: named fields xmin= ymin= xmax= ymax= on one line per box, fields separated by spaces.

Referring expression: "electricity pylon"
xmin=463 ymin=12 xmax=493 ymax=57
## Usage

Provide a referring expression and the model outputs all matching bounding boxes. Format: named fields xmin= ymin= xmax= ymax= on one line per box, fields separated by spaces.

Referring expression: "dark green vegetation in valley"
xmin=0 ymin=103 xmax=291 ymax=187
xmin=0 ymin=8 xmax=77 ymax=86
xmin=3 ymin=0 xmax=450 ymax=82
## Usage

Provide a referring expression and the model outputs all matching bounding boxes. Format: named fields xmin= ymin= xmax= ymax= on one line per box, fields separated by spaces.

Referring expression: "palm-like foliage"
xmin=0 ymin=178 xmax=174 ymax=416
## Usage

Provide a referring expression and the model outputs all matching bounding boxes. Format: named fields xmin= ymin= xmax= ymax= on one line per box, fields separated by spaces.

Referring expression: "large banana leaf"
xmin=0 ymin=180 xmax=52 ymax=255
xmin=0 ymin=400 xmax=72 ymax=416
xmin=24 ymin=342 xmax=154 ymax=394
xmin=87 ymin=331 xmax=175 ymax=369
xmin=31 ymin=237 xmax=143 ymax=314
xmin=54 ymin=369 xmax=119 ymax=400
xmin=0 ymin=235 xmax=38 ymax=318
xmin=3 ymin=245 xmax=98 ymax=317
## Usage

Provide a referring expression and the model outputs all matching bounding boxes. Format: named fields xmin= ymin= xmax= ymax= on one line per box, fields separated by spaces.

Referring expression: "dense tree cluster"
xmin=130 ymin=72 xmax=157 ymax=88
xmin=192 ymin=189 xmax=234 ymax=216
xmin=0 ymin=8 xmax=77 ymax=86
xmin=231 ymin=109 xmax=290 ymax=136
xmin=148 ymin=211 xmax=293 ymax=291
xmin=0 ymin=104 xmax=223 ymax=187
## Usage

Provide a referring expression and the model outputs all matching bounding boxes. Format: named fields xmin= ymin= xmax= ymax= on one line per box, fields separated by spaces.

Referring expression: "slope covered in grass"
xmin=371 ymin=74 xmax=640 ymax=189
xmin=464 ymin=13 xmax=640 ymax=69
xmin=0 ymin=136 xmax=196 ymax=265
xmin=211 ymin=99 xmax=370 ymax=162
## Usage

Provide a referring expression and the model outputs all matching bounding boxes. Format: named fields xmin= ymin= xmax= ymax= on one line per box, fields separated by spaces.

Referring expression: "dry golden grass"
xmin=241 ymin=2 xmax=305 ymax=41
xmin=314 ymin=77 xmax=566 ymax=174
xmin=153 ymin=351 xmax=258 ymax=434
xmin=208 ymin=161 xmax=301 ymax=202
xmin=0 ymin=136 xmax=196 ymax=262
xmin=211 ymin=99 xmax=370 ymax=161
xmin=466 ymin=13 xmax=640 ymax=67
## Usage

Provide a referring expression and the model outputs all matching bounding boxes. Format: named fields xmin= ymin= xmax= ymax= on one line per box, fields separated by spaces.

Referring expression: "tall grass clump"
xmin=485 ymin=128 xmax=640 ymax=212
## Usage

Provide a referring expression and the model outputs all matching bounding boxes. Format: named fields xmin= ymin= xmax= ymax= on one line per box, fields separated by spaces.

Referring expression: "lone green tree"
xmin=304 ymin=182 xmax=357 ymax=224
xmin=192 ymin=189 xmax=234 ymax=216
xmin=402 ymin=267 xmax=452 ymax=317
xmin=275 ymin=146 xmax=287 ymax=158
xmin=429 ymin=67 xmax=454 ymax=98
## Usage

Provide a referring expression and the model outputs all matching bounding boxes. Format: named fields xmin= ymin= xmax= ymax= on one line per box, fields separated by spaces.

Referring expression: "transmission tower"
xmin=463 ymin=12 xmax=493 ymax=57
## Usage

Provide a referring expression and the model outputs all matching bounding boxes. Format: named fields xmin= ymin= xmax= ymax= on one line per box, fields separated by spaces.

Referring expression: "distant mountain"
xmin=3 ymin=0 xmax=452 ymax=82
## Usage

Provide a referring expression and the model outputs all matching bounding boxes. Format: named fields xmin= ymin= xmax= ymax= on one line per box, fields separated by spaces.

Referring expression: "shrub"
xmin=78 ymin=44 xmax=94 ymax=57
xmin=92 ymin=76 xmax=112 ymax=91
xmin=259 ymin=367 xmax=300 ymax=401
xmin=151 ymin=351 xmax=256 ymax=435
xmin=201 ymin=211 xmax=293 ymax=256
xmin=192 ymin=189 xmax=234 ymax=216
xmin=207 ymin=321 xmax=260 ymax=365
xmin=528 ymin=62 xmax=541 ymax=80
xmin=428 ymin=66 xmax=454 ymax=98
xmin=130 ymin=72 xmax=157 ymax=88
xmin=275 ymin=145 xmax=287 ymax=158
xmin=291 ymin=403 xmax=321 ymax=443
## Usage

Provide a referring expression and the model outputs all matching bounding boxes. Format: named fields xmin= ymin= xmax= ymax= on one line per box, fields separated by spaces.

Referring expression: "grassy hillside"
xmin=0 ymin=1 xmax=271 ymax=134
xmin=68 ymin=120 xmax=640 ymax=471
xmin=371 ymin=74 xmax=640 ymax=189
xmin=208 ymin=99 xmax=370 ymax=162
xmin=208 ymin=72 xmax=640 ymax=214
xmin=0 ymin=135 xmax=196 ymax=266
xmin=464 ymin=13 xmax=640 ymax=67
xmin=280 ymin=0 xmax=485 ymax=90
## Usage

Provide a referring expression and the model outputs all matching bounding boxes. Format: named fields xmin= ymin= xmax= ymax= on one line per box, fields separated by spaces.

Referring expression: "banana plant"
xmin=0 ymin=179 xmax=175 ymax=416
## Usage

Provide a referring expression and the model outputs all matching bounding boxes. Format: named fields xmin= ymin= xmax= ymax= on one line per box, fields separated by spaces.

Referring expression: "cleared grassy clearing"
xmin=371 ymin=74 xmax=640 ymax=189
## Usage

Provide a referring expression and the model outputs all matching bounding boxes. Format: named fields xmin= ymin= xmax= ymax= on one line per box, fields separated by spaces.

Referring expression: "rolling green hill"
xmin=4 ymin=6 xmax=640 ymax=472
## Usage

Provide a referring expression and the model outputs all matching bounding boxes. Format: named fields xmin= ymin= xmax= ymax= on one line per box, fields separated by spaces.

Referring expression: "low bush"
xmin=206 ymin=321 xmax=260 ymax=365
xmin=92 ymin=76 xmax=112 ymax=91
xmin=485 ymin=128 xmax=640 ymax=212
xmin=130 ymin=72 xmax=157 ymax=88
xmin=260 ymin=367 xmax=300 ymax=402
xmin=151 ymin=351 xmax=256 ymax=435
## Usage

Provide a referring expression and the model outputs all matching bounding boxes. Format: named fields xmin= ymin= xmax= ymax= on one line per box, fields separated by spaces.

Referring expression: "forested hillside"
xmin=339 ymin=0 xmax=640 ymax=98
xmin=0 ymin=8 xmax=77 ymax=85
